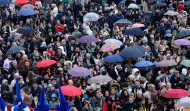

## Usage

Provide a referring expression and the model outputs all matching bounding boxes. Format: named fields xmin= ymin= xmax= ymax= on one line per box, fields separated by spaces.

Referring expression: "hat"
xmin=82 ymin=94 xmax=89 ymax=100
xmin=57 ymin=67 xmax=63 ymax=71
xmin=160 ymin=82 xmax=166 ymax=88
xmin=20 ymin=21 xmax=23 ymax=23
xmin=68 ymin=101 xmax=75 ymax=106
xmin=173 ymin=70 xmax=179 ymax=75
xmin=51 ymin=94 xmax=57 ymax=98
xmin=96 ymin=90 xmax=101 ymax=94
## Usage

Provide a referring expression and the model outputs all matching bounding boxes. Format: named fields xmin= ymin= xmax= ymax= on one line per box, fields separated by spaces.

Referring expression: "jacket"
xmin=103 ymin=102 xmax=116 ymax=111
xmin=55 ymin=24 xmax=64 ymax=32
xmin=91 ymin=96 xmax=105 ymax=111
xmin=125 ymin=102 xmax=136 ymax=111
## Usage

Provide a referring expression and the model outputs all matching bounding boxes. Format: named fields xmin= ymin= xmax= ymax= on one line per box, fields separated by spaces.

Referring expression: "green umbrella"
xmin=180 ymin=59 xmax=190 ymax=67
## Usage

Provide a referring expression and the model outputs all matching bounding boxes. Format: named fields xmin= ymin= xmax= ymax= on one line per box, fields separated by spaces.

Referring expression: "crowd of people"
xmin=0 ymin=0 xmax=190 ymax=110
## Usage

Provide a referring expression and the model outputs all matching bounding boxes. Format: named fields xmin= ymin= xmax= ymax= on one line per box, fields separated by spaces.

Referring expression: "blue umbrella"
xmin=175 ymin=30 xmax=190 ymax=40
xmin=17 ymin=8 xmax=36 ymax=16
xmin=185 ymin=1 xmax=190 ymax=6
xmin=104 ymin=39 xmax=123 ymax=45
xmin=118 ymin=0 xmax=126 ymax=7
xmin=120 ymin=46 xmax=145 ymax=58
xmin=0 ymin=0 xmax=12 ymax=5
xmin=134 ymin=61 xmax=154 ymax=67
xmin=103 ymin=55 xmax=124 ymax=62
xmin=154 ymin=3 xmax=166 ymax=7
xmin=5 ymin=46 xmax=25 ymax=57
xmin=17 ymin=26 xmax=35 ymax=34
xmin=124 ymin=28 xmax=144 ymax=36
xmin=115 ymin=19 xmax=132 ymax=25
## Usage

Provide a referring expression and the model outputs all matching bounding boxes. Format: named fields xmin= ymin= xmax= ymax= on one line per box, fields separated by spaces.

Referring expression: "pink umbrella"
xmin=156 ymin=59 xmax=177 ymax=67
xmin=100 ymin=43 xmax=121 ymax=52
xmin=21 ymin=4 xmax=34 ymax=9
xmin=174 ymin=39 xmax=190 ymax=45
xmin=130 ymin=23 xmax=145 ymax=29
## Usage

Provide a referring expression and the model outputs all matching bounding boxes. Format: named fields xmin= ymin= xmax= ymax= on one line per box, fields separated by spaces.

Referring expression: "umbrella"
xmin=120 ymin=46 xmax=145 ymax=58
xmin=5 ymin=46 xmax=25 ymax=57
xmin=103 ymin=39 xmax=123 ymax=45
xmin=17 ymin=8 xmax=36 ymax=16
xmin=15 ymin=0 xmax=29 ymax=4
xmin=0 ymin=0 xmax=12 ymax=5
xmin=59 ymin=85 xmax=82 ymax=96
xmin=163 ymin=89 xmax=189 ymax=98
xmin=103 ymin=55 xmax=124 ymax=62
xmin=124 ymin=28 xmax=144 ymax=36
xmin=134 ymin=61 xmax=154 ymax=67
xmin=152 ymin=0 xmax=164 ymax=1
xmin=17 ymin=26 xmax=35 ymax=34
xmin=115 ymin=19 xmax=132 ymax=25
xmin=100 ymin=43 xmax=121 ymax=52
xmin=154 ymin=3 xmax=166 ymax=7
xmin=21 ymin=4 xmax=35 ymax=9
xmin=128 ymin=3 xmax=139 ymax=9
xmin=35 ymin=60 xmax=57 ymax=68
xmin=175 ymin=30 xmax=190 ymax=40
xmin=84 ymin=12 xmax=100 ymax=21
xmin=78 ymin=35 xmax=98 ymax=44
xmin=136 ymin=46 xmax=147 ymax=52
xmin=177 ymin=97 xmax=190 ymax=109
xmin=156 ymin=59 xmax=177 ymax=67
xmin=69 ymin=67 xmax=91 ymax=77
xmin=180 ymin=59 xmax=190 ymax=67
xmin=118 ymin=0 xmax=126 ymax=7
xmin=174 ymin=39 xmax=190 ymax=45
xmin=130 ymin=23 xmax=145 ymax=29
xmin=87 ymin=75 xmax=113 ymax=84
xmin=184 ymin=1 xmax=190 ymax=6
xmin=164 ymin=11 xmax=179 ymax=16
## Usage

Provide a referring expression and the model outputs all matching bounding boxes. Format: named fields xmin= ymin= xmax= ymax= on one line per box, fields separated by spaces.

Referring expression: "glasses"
xmin=126 ymin=81 xmax=130 ymax=82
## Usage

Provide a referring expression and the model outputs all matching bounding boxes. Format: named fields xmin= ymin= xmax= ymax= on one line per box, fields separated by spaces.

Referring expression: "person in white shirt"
xmin=51 ymin=4 xmax=58 ymax=17
xmin=3 ymin=55 xmax=12 ymax=70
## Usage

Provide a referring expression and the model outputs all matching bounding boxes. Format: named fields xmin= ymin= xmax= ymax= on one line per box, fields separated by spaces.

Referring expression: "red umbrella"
xmin=15 ymin=0 xmax=29 ymax=4
xmin=163 ymin=89 xmax=189 ymax=98
xmin=58 ymin=85 xmax=82 ymax=96
xmin=35 ymin=60 xmax=57 ymax=68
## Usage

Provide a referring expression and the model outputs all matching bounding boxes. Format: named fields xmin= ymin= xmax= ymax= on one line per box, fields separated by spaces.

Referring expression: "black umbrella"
xmin=120 ymin=46 xmax=145 ymax=58
xmin=5 ymin=46 xmax=25 ymax=57
xmin=124 ymin=28 xmax=144 ymax=36
xmin=17 ymin=26 xmax=35 ymax=34
xmin=185 ymin=1 xmax=190 ymax=6
xmin=115 ymin=19 xmax=132 ymax=25
xmin=175 ymin=30 xmax=190 ymax=40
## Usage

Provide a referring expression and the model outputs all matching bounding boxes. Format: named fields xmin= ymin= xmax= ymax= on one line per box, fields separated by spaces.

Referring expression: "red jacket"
xmin=103 ymin=102 xmax=116 ymax=111
xmin=177 ymin=4 xmax=184 ymax=13
xmin=55 ymin=24 xmax=64 ymax=32
xmin=47 ymin=49 xmax=55 ymax=55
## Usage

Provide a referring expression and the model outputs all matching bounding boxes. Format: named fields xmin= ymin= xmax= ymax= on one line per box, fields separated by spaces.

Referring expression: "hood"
xmin=166 ymin=29 xmax=171 ymax=34
xmin=132 ymin=68 xmax=139 ymax=75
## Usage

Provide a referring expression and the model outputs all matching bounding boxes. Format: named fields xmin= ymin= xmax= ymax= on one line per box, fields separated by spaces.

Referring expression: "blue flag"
xmin=34 ymin=85 xmax=49 ymax=111
xmin=0 ymin=97 xmax=6 ymax=111
xmin=12 ymin=78 xmax=29 ymax=111
xmin=56 ymin=83 xmax=70 ymax=111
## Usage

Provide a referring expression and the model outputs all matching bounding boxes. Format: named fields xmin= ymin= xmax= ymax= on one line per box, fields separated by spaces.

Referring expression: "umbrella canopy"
xmin=87 ymin=75 xmax=113 ymax=84
xmin=100 ymin=43 xmax=121 ymax=52
xmin=103 ymin=55 xmax=124 ymax=62
xmin=152 ymin=0 xmax=164 ymax=1
xmin=154 ymin=3 xmax=166 ymax=7
xmin=59 ymin=85 xmax=82 ymax=96
xmin=17 ymin=26 xmax=35 ymax=34
xmin=128 ymin=3 xmax=139 ymax=9
xmin=164 ymin=11 xmax=179 ymax=16
xmin=15 ymin=0 xmax=29 ymax=4
xmin=83 ymin=12 xmax=100 ymax=21
xmin=175 ymin=30 xmax=190 ymax=39
xmin=120 ymin=46 xmax=145 ymax=58
xmin=174 ymin=39 xmax=190 ymax=45
xmin=0 ymin=0 xmax=12 ymax=5
xmin=180 ymin=59 xmax=190 ymax=67
xmin=130 ymin=23 xmax=145 ymax=29
xmin=163 ymin=89 xmax=189 ymax=98
xmin=156 ymin=59 xmax=177 ymax=67
xmin=118 ymin=0 xmax=126 ymax=7
xmin=177 ymin=97 xmax=190 ymax=109
xmin=115 ymin=19 xmax=132 ymax=25
xmin=78 ymin=35 xmax=98 ymax=43
xmin=103 ymin=39 xmax=123 ymax=45
xmin=35 ymin=60 xmax=57 ymax=68
xmin=21 ymin=4 xmax=35 ymax=9
xmin=124 ymin=28 xmax=144 ymax=36
xmin=17 ymin=8 xmax=36 ymax=16
xmin=184 ymin=1 xmax=190 ymax=6
xmin=134 ymin=61 xmax=154 ymax=67
xmin=69 ymin=67 xmax=91 ymax=77
xmin=5 ymin=46 xmax=25 ymax=57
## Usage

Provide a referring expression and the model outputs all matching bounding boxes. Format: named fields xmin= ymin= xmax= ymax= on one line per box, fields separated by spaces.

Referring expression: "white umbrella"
xmin=83 ymin=12 xmax=100 ymax=21
xmin=128 ymin=3 xmax=139 ymax=9
xmin=164 ymin=11 xmax=179 ymax=16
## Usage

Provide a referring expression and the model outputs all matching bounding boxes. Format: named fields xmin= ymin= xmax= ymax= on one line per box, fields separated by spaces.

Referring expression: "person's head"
xmin=137 ymin=90 xmax=142 ymax=98
xmin=166 ymin=83 xmax=172 ymax=89
xmin=173 ymin=70 xmax=179 ymax=78
xmin=135 ymin=80 xmax=140 ymax=88
xmin=149 ymin=84 xmax=155 ymax=92
xmin=109 ymin=87 xmax=116 ymax=95
xmin=57 ymin=20 xmax=61 ymax=25
xmin=96 ymin=91 xmax=102 ymax=99
xmin=18 ymin=76 xmax=23 ymax=84
xmin=51 ymin=94 xmax=57 ymax=102
xmin=86 ymin=53 xmax=91 ymax=59
xmin=68 ymin=80 xmax=73 ymax=86
xmin=32 ymin=80 xmax=38 ymax=88
xmin=129 ymin=96 xmax=134 ymax=103
xmin=22 ymin=55 xmax=28 ymax=60
xmin=51 ymin=78 xmax=57 ymax=86
xmin=48 ymin=83 xmax=54 ymax=91
xmin=106 ymin=96 xmax=113 ymax=105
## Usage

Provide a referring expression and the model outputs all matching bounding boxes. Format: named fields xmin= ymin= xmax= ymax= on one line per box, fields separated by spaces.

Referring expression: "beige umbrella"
xmin=87 ymin=75 xmax=113 ymax=84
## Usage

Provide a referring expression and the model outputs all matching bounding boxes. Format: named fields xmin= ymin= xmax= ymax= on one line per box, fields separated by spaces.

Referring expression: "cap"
xmin=146 ymin=72 xmax=153 ymax=76
xmin=96 ymin=90 xmax=101 ymax=94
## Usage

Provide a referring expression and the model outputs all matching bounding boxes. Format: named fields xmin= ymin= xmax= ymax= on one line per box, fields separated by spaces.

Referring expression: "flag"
xmin=0 ymin=97 xmax=7 ymax=111
xmin=12 ymin=78 xmax=30 ymax=111
xmin=56 ymin=83 xmax=70 ymax=111
xmin=34 ymin=85 xmax=49 ymax=111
